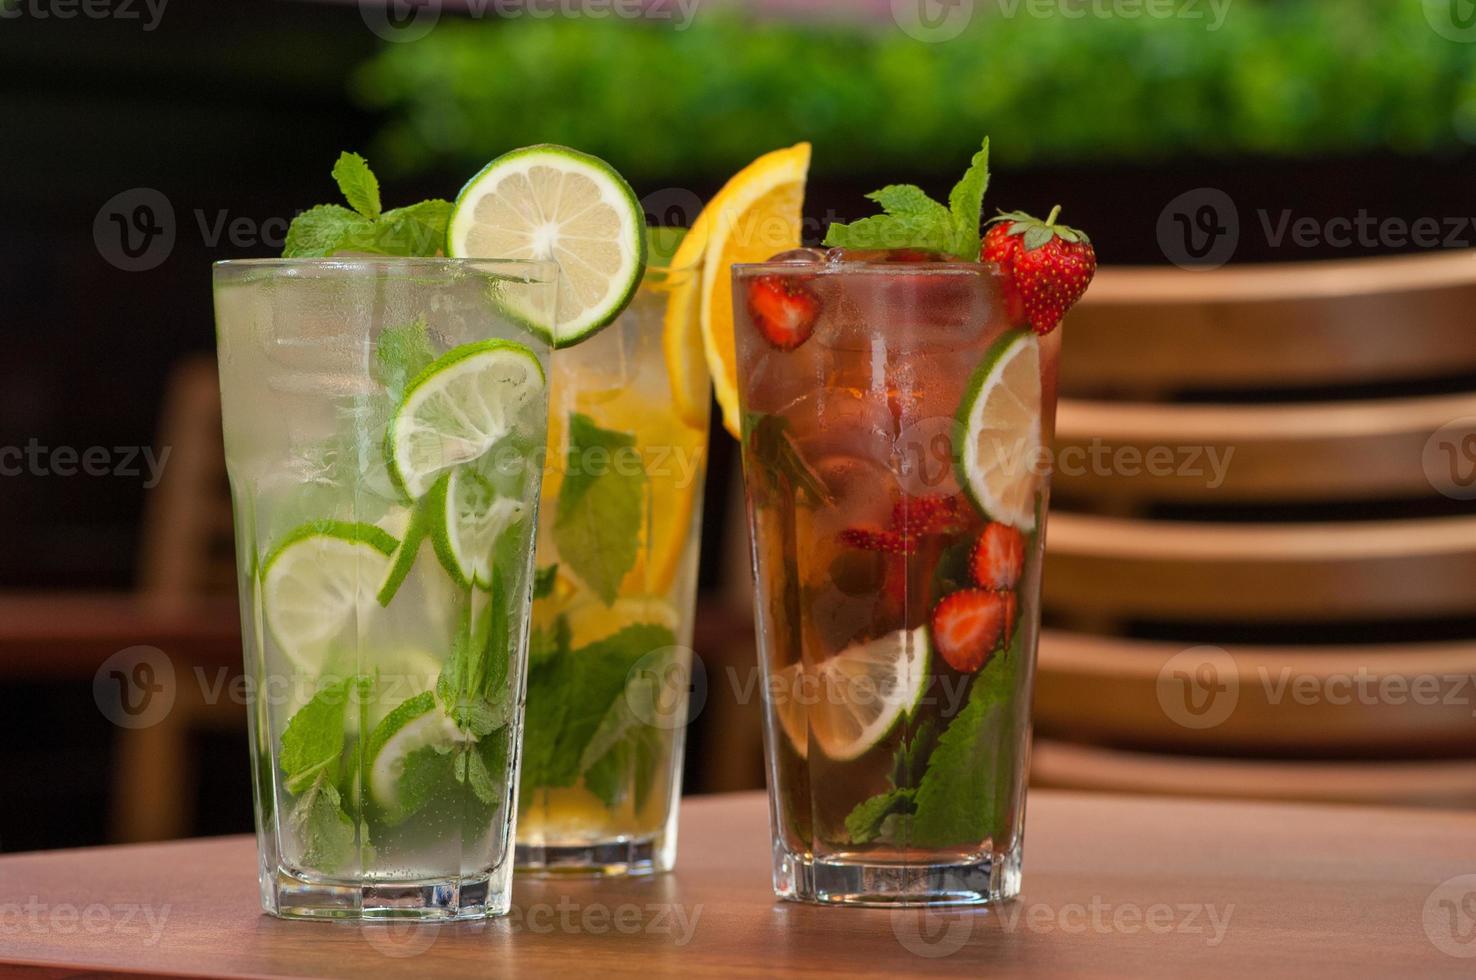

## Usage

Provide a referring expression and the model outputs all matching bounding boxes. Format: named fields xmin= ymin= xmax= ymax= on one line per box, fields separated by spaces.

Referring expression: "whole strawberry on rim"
xmin=981 ymin=206 xmax=1096 ymax=335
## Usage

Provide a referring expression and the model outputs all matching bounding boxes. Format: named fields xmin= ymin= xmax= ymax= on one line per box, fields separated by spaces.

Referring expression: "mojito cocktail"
xmin=515 ymin=258 xmax=711 ymax=876
xmin=215 ymin=257 xmax=555 ymax=920
xmin=733 ymin=140 xmax=1093 ymax=906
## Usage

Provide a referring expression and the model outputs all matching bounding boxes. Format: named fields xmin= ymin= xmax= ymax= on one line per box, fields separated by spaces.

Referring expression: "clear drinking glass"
xmin=733 ymin=253 xmax=1060 ymax=906
xmin=515 ymin=258 xmax=711 ymax=876
xmin=214 ymin=258 xmax=556 ymax=920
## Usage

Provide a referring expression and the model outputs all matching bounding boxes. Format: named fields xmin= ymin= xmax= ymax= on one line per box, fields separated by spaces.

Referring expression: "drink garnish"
xmin=823 ymin=137 xmax=991 ymax=260
xmin=745 ymin=275 xmax=821 ymax=351
xmin=970 ymin=522 xmax=1025 ymax=592
xmin=282 ymin=152 xmax=452 ymax=258
xmin=982 ymin=206 xmax=1097 ymax=335
xmin=930 ymin=588 xmax=1010 ymax=675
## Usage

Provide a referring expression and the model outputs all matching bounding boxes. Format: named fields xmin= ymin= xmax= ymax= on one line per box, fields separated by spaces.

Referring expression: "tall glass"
xmin=214 ymin=258 xmax=555 ymax=920
xmin=515 ymin=258 xmax=711 ymax=876
xmin=734 ymin=254 xmax=1060 ymax=906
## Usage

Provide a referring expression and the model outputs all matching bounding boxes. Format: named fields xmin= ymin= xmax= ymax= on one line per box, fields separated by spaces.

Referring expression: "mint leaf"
xmin=390 ymin=744 xmax=454 ymax=823
xmin=869 ymin=184 xmax=950 ymax=220
xmin=947 ymin=137 xmax=991 ymax=259
xmin=520 ymin=623 xmax=676 ymax=800
xmin=908 ymin=651 xmax=1019 ymax=848
xmin=823 ymin=136 xmax=992 ymax=260
xmin=288 ymin=775 xmax=357 ymax=870
xmin=282 ymin=204 xmax=377 ymax=259
xmin=375 ymin=316 xmax=435 ymax=403
xmin=333 ymin=151 xmax=382 ymax=220
xmin=280 ymin=677 xmax=356 ymax=794
xmin=533 ymin=564 xmax=559 ymax=600
xmin=822 ymin=212 xmax=957 ymax=255
xmin=846 ymin=788 xmax=916 ymax=845
xmin=584 ymin=723 xmax=663 ymax=811
xmin=282 ymin=153 xmax=448 ymax=258
xmin=744 ymin=413 xmax=832 ymax=508
xmin=552 ymin=413 xmax=646 ymax=605
xmin=376 ymin=199 xmax=452 ymax=257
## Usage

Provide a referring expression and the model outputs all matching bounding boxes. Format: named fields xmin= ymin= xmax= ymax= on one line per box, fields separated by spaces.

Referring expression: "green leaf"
xmin=907 ymin=651 xmax=1020 ymax=848
xmin=552 ymin=413 xmax=647 ymax=605
xmin=282 ymin=204 xmax=378 ymax=259
xmin=280 ymin=677 xmax=356 ymax=795
xmin=846 ymin=788 xmax=916 ymax=845
xmin=743 ymin=413 xmax=832 ymax=508
xmin=333 ymin=151 xmax=382 ymax=220
xmin=822 ymin=212 xmax=958 ymax=255
xmin=947 ymin=137 xmax=991 ymax=259
xmin=376 ymin=199 xmax=452 ymax=257
xmin=533 ymin=564 xmax=559 ymax=600
xmin=288 ymin=774 xmax=358 ymax=871
xmin=868 ymin=184 xmax=950 ymax=218
xmin=521 ymin=623 xmax=676 ymax=801
xmin=374 ymin=316 xmax=436 ymax=403
xmin=390 ymin=744 xmax=454 ymax=823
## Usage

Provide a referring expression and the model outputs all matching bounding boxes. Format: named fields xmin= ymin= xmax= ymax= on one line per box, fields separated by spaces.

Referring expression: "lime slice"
xmin=446 ymin=144 xmax=647 ymax=348
xmin=431 ymin=467 xmax=528 ymax=590
xmin=956 ymin=329 xmax=1043 ymax=532
xmin=365 ymin=691 xmax=467 ymax=815
xmin=386 ymin=339 xmax=546 ymax=501
xmin=776 ymin=627 xmax=931 ymax=762
xmin=261 ymin=521 xmax=398 ymax=674
xmin=771 ymin=663 xmax=812 ymax=761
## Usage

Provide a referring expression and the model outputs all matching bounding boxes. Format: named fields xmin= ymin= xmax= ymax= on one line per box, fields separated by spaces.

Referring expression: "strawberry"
xmin=931 ymin=589 xmax=1009 ymax=674
xmin=981 ymin=207 xmax=1096 ymax=335
xmin=891 ymin=494 xmax=966 ymax=537
xmin=746 ymin=275 xmax=820 ymax=350
xmin=971 ymin=522 xmax=1025 ymax=591
xmin=838 ymin=528 xmax=915 ymax=555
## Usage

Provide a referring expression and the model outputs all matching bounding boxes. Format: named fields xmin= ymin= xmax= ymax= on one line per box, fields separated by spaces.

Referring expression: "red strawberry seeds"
xmin=746 ymin=275 xmax=820 ymax=351
xmin=981 ymin=207 xmax=1096 ymax=336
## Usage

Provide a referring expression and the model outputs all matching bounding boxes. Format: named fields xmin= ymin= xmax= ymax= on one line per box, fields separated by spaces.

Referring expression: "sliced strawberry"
xmin=891 ymin=494 xmax=966 ymax=537
xmin=971 ymin=523 xmax=1025 ymax=591
xmin=838 ymin=527 xmax=915 ymax=555
xmin=746 ymin=275 xmax=820 ymax=351
xmin=930 ymin=589 xmax=1009 ymax=674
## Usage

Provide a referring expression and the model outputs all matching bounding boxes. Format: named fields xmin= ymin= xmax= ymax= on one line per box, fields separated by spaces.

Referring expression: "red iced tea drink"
xmin=735 ymin=248 xmax=1062 ymax=906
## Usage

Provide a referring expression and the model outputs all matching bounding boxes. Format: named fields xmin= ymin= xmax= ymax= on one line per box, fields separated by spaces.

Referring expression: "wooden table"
xmin=2 ymin=792 xmax=1474 ymax=978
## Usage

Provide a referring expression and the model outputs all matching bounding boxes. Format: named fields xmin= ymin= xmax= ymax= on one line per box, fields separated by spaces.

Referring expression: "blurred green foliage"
xmin=355 ymin=1 xmax=1476 ymax=181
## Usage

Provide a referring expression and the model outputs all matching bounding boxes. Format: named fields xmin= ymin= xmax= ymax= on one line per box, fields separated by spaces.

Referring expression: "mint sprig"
xmin=283 ymin=151 xmax=451 ymax=258
xmin=552 ymin=413 xmax=647 ymax=605
xmin=823 ymin=137 xmax=990 ymax=260
xmin=279 ymin=676 xmax=368 ymax=869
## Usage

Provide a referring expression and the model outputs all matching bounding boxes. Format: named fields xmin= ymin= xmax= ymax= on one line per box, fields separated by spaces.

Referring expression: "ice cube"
xmin=768 ymin=247 xmax=829 ymax=264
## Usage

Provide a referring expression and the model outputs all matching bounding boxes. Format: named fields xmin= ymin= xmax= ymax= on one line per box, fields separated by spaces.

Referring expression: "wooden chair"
xmin=1035 ymin=251 xmax=1476 ymax=807
xmin=113 ymin=355 xmax=244 ymax=842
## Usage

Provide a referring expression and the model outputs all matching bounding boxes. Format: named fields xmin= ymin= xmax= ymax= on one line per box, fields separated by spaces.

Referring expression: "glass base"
xmin=772 ymin=842 xmax=1022 ymax=907
xmin=262 ymin=868 xmax=506 ymax=921
xmin=515 ymin=836 xmax=669 ymax=878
